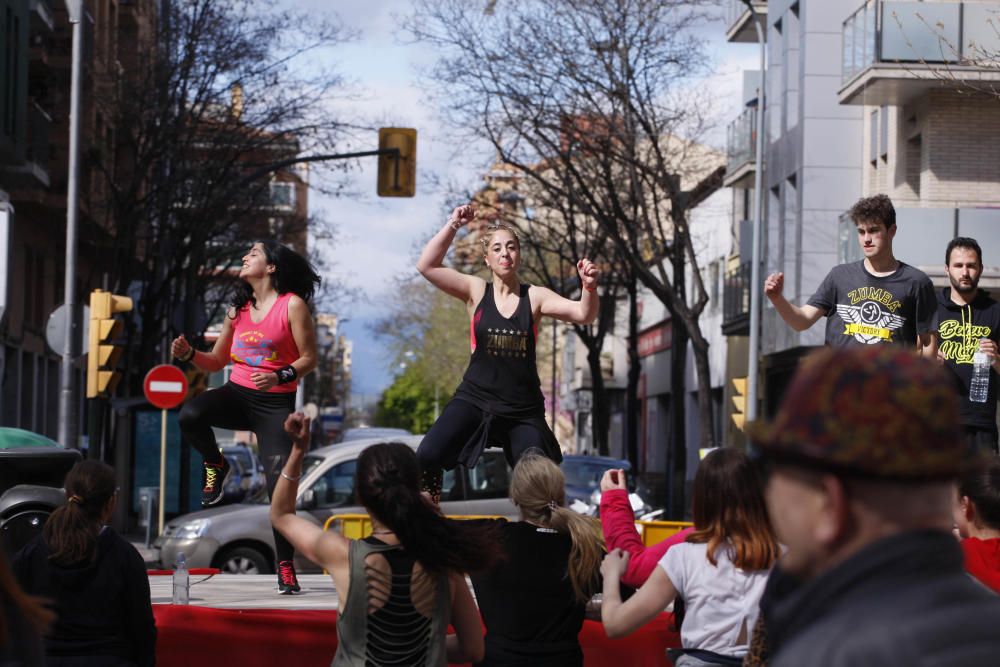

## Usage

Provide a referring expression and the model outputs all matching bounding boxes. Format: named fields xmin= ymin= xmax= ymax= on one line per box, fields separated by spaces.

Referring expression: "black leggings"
xmin=417 ymin=398 xmax=549 ymax=501
xmin=178 ymin=382 xmax=296 ymax=565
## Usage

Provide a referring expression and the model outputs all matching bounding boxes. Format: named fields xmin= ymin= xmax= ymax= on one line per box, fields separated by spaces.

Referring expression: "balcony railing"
xmin=724 ymin=106 xmax=757 ymax=188
xmin=25 ymin=101 xmax=51 ymax=179
xmin=843 ymin=1 xmax=1000 ymax=85
xmin=722 ymin=262 xmax=752 ymax=336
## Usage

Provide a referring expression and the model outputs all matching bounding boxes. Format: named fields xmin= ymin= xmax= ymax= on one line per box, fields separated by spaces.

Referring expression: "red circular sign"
xmin=143 ymin=365 xmax=189 ymax=410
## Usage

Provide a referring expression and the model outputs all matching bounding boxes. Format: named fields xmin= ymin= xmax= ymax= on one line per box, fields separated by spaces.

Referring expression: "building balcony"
xmin=725 ymin=0 xmax=767 ymax=43
xmin=0 ymin=101 xmax=52 ymax=188
xmin=840 ymin=0 xmax=1000 ymax=106
xmin=722 ymin=261 xmax=752 ymax=336
xmin=723 ymin=106 xmax=757 ymax=189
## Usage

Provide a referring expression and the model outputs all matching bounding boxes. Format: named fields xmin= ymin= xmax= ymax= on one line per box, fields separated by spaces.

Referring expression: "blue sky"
xmin=297 ymin=1 xmax=758 ymax=404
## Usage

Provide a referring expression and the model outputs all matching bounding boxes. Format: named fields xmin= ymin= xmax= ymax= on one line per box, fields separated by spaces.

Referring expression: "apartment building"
xmin=722 ymin=0 xmax=1000 ymax=430
xmin=839 ymin=0 xmax=1000 ymax=280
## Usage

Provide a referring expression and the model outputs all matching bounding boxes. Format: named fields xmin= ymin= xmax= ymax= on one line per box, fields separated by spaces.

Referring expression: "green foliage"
xmin=371 ymin=277 xmax=470 ymax=431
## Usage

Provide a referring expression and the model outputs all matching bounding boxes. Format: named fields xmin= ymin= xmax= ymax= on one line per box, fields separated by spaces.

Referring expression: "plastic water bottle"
xmin=970 ymin=342 xmax=991 ymax=403
xmin=172 ymin=552 xmax=190 ymax=605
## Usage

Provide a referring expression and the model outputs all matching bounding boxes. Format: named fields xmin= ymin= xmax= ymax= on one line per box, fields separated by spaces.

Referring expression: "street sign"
xmin=45 ymin=303 xmax=90 ymax=357
xmin=143 ymin=365 xmax=188 ymax=410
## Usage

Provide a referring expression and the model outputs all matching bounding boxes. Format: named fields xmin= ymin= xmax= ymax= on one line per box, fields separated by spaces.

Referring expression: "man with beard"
xmin=937 ymin=237 xmax=1000 ymax=454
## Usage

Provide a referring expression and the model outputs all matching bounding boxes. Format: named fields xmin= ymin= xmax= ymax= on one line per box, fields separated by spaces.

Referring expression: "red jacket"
xmin=599 ymin=488 xmax=693 ymax=588
xmin=961 ymin=537 xmax=1000 ymax=593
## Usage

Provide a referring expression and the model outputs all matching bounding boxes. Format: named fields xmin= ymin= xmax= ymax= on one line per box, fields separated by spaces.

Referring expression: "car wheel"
xmin=217 ymin=547 xmax=271 ymax=575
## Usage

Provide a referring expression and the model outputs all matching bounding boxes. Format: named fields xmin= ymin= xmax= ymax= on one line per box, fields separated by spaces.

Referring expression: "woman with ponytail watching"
xmin=271 ymin=412 xmax=498 ymax=666
xmin=470 ymin=450 xmax=604 ymax=667
xmin=12 ymin=460 xmax=156 ymax=667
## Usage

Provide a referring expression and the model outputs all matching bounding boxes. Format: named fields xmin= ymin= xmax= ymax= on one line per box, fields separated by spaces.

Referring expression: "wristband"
xmin=584 ymin=285 xmax=597 ymax=293
xmin=275 ymin=365 xmax=298 ymax=384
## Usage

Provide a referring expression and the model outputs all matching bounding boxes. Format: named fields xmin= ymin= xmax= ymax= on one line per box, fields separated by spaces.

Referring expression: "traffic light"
xmin=87 ymin=289 xmax=133 ymax=398
xmin=377 ymin=127 xmax=417 ymax=197
xmin=731 ymin=376 xmax=748 ymax=431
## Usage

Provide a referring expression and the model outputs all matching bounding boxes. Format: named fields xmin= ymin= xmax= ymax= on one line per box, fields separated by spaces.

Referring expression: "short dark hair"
xmin=945 ymin=237 xmax=983 ymax=266
xmin=848 ymin=194 xmax=896 ymax=229
xmin=959 ymin=456 xmax=1000 ymax=531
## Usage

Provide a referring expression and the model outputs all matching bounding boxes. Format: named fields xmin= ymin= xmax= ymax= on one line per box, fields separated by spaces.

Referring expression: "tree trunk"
xmin=586 ymin=345 xmax=610 ymax=456
xmin=688 ymin=323 xmax=716 ymax=450
xmin=668 ymin=240 xmax=688 ymax=520
xmin=625 ymin=275 xmax=640 ymax=470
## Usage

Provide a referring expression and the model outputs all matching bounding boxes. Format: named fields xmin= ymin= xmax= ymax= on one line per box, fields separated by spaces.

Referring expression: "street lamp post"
xmin=58 ymin=0 xmax=84 ymax=449
xmin=744 ymin=0 xmax=767 ymax=424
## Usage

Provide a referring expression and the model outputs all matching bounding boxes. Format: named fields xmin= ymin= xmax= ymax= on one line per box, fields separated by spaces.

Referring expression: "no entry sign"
xmin=143 ymin=364 xmax=188 ymax=410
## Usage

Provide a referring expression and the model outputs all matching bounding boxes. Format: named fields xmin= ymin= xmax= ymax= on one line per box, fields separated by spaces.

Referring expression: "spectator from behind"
xmin=749 ymin=346 xmax=1000 ymax=667
xmin=598 ymin=468 xmax=693 ymax=588
xmin=0 ymin=547 xmax=51 ymax=666
xmin=13 ymin=460 xmax=156 ymax=667
xmin=601 ymin=448 xmax=779 ymax=666
xmin=954 ymin=456 xmax=1000 ymax=592
xmin=272 ymin=413 xmax=497 ymax=666
xmin=471 ymin=451 xmax=604 ymax=667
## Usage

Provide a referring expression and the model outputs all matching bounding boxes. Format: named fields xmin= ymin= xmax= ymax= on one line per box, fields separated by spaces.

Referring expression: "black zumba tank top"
xmin=455 ymin=283 xmax=545 ymax=414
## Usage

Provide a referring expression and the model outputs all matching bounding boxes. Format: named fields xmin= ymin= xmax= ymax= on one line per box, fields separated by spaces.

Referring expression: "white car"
xmin=154 ymin=435 xmax=518 ymax=574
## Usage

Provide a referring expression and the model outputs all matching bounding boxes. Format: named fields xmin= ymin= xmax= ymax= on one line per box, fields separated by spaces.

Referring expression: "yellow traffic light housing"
xmin=731 ymin=376 xmax=748 ymax=431
xmin=377 ymin=128 xmax=417 ymax=197
xmin=87 ymin=289 xmax=133 ymax=398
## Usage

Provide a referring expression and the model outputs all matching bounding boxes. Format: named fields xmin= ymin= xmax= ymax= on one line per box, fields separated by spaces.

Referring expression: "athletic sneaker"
xmin=201 ymin=458 xmax=232 ymax=506
xmin=277 ymin=560 xmax=301 ymax=594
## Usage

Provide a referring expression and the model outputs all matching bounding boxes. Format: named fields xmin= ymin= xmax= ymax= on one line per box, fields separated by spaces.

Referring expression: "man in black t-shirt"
xmin=764 ymin=194 xmax=937 ymax=358
xmin=936 ymin=237 xmax=1000 ymax=455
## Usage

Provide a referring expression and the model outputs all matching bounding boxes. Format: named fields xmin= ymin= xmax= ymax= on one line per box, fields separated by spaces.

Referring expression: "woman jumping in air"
xmin=415 ymin=203 xmax=600 ymax=502
xmin=171 ymin=240 xmax=319 ymax=594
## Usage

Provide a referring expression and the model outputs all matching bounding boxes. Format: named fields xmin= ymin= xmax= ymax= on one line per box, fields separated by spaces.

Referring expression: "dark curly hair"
xmin=230 ymin=240 xmax=321 ymax=313
xmin=848 ymin=194 xmax=895 ymax=229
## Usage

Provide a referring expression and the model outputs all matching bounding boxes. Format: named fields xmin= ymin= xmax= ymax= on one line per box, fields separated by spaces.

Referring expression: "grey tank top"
xmin=332 ymin=537 xmax=452 ymax=667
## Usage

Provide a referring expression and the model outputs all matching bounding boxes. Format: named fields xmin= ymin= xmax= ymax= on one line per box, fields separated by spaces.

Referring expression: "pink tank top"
xmin=229 ymin=292 xmax=300 ymax=393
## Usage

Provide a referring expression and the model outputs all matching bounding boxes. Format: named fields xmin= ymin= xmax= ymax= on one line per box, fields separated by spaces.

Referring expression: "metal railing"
xmin=726 ymin=106 xmax=757 ymax=173
xmin=842 ymin=1 xmax=984 ymax=85
xmin=25 ymin=101 xmax=51 ymax=174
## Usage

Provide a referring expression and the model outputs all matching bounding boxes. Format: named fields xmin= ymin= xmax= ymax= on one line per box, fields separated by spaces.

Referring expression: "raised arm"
xmin=601 ymin=550 xmax=678 ymax=638
xmin=270 ymin=413 xmax=348 ymax=572
xmin=764 ymin=272 xmax=823 ymax=332
xmin=599 ymin=469 xmax=693 ymax=588
xmin=535 ymin=258 xmax=600 ymax=325
xmin=170 ymin=310 xmax=237 ymax=372
xmin=416 ymin=204 xmax=484 ymax=304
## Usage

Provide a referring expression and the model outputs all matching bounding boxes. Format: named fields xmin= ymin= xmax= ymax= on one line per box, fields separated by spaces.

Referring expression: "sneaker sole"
xmin=202 ymin=464 xmax=233 ymax=507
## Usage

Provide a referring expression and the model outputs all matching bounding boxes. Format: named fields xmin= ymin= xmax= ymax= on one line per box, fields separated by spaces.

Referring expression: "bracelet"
xmin=584 ymin=285 xmax=597 ymax=293
xmin=449 ymin=219 xmax=462 ymax=231
xmin=280 ymin=471 xmax=302 ymax=482
xmin=275 ymin=365 xmax=298 ymax=384
xmin=178 ymin=348 xmax=195 ymax=363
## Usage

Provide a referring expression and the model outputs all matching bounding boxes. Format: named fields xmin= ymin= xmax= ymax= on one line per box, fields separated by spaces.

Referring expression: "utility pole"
xmin=58 ymin=0 xmax=84 ymax=449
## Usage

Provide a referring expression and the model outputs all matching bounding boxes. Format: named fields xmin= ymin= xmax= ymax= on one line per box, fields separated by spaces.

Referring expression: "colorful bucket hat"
xmin=748 ymin=346 xmax=964 ymax=479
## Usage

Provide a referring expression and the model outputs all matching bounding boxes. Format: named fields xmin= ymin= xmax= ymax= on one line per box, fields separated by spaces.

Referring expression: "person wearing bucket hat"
xmin=746 ymin=346 xmax=1000 ymax=667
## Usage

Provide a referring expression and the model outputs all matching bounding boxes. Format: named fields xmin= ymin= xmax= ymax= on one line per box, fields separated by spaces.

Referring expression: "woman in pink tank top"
xmin=169 ymin=240 xmax=319 ymax=594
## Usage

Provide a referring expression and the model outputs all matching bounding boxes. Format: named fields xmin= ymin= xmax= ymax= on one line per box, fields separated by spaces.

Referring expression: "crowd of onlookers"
xmin=2 ymin=345 xmax=1000 ymax=666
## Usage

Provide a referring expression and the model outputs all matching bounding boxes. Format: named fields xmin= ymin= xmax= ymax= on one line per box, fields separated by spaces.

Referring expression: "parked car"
xmin=221 ymin=443 xmax=266 ymax=503
xmin=337 ymin=427 xmax=412 ymax=443
xmin=561 ymin=454 xmax=635 ymax=508
xmin=153 ymin=436 xmax=518 ymax=574
xmin=0 ymin=428 xmax=81 ymax=557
